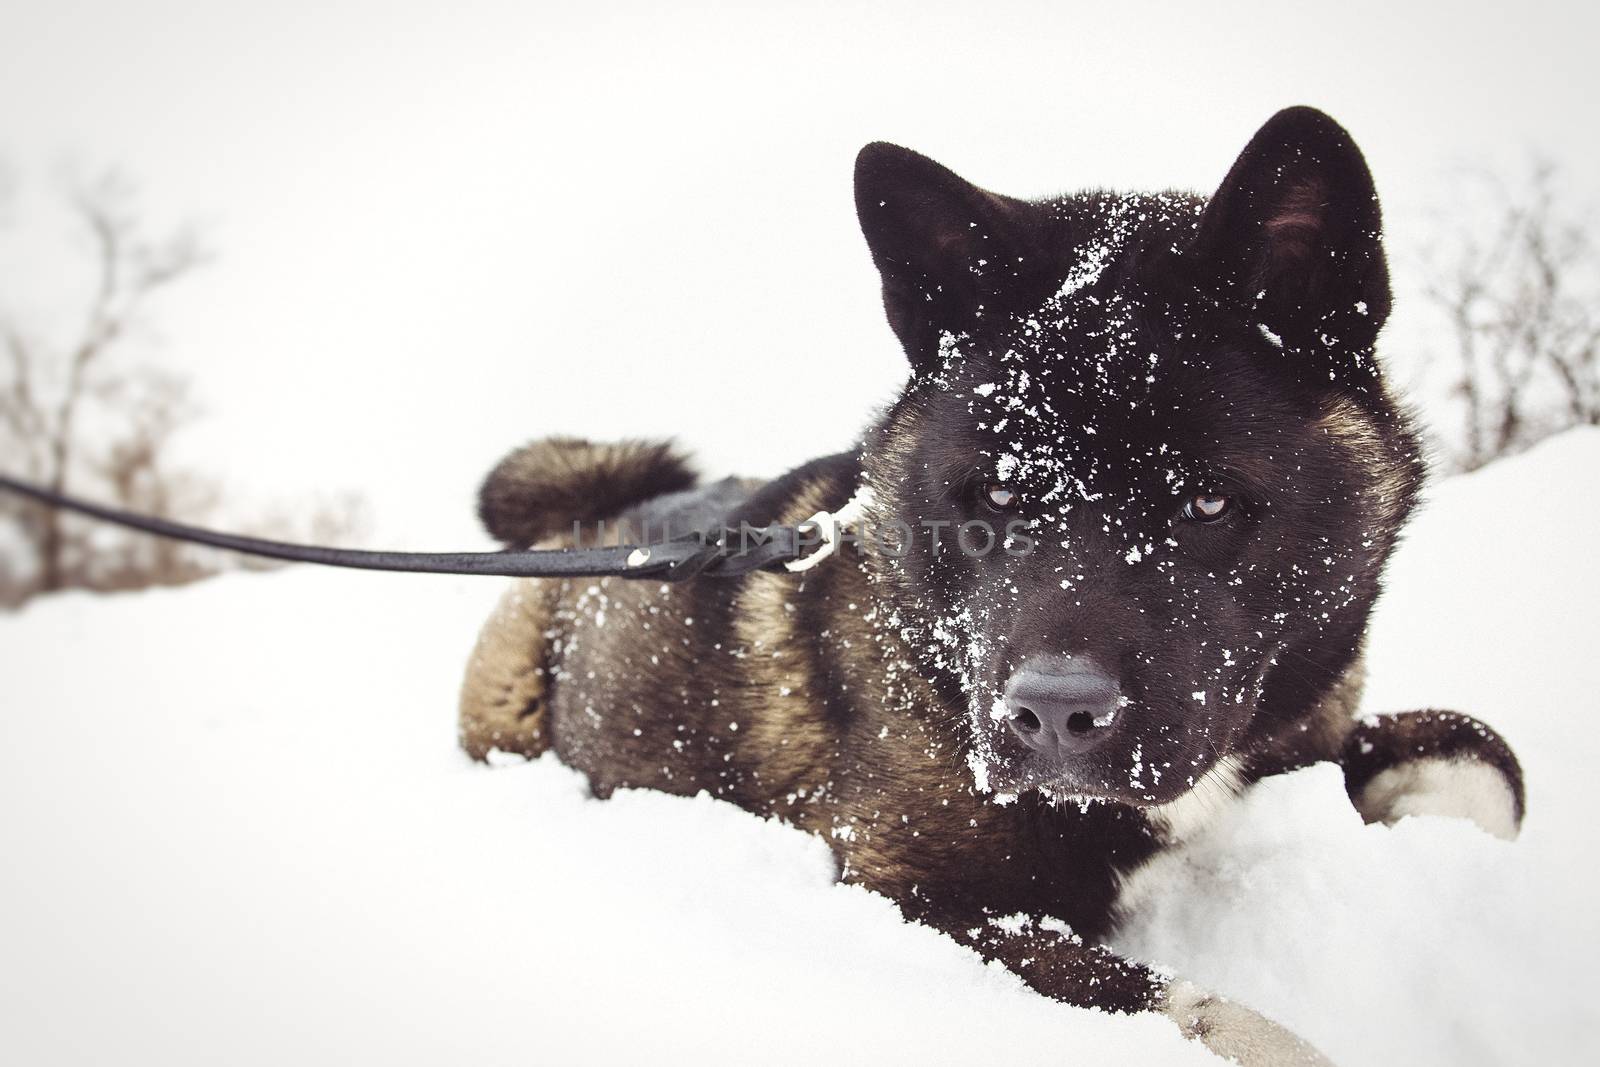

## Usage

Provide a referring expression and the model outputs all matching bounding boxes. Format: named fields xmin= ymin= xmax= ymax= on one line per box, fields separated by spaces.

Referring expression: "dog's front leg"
xmin=919 ymin=906 xmax=1333 ymax=1065
xmin=458 ymin=579 xmax=560 ymax=762
xmin=1337 ymin=710 xmax=1525 ymax=840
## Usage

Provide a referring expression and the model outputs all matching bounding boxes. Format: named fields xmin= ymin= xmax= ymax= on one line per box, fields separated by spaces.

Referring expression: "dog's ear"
xmin=855 ymin=143 xmax=1040 ymax=373
xmin=1186 ymin=107 xmax=1390 ymax=359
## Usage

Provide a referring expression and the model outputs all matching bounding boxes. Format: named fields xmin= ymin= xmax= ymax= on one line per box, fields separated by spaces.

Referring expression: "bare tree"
xmin=0 ymin=170 xmax=365 ymax=606
xmin=4 ymin=174 xmax=207 ymax=593
xmin=1424 ymin=163 xmax=1600 ymax=471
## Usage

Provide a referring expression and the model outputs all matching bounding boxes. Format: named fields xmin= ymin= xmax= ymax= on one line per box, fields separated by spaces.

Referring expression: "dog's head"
xmin=854 ymin=108 xmax=1423 ymax=805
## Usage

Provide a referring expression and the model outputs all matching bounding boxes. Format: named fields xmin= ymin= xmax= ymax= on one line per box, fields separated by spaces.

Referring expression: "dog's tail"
xmin=476 ymin=437 xmax=697 ymax=547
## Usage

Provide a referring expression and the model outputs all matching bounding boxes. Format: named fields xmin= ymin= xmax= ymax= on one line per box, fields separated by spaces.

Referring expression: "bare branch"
xmin=1 ymin=162 xmax=357 ymax=606
xmin=1422 ymin=160 xmax=1600 ymax=470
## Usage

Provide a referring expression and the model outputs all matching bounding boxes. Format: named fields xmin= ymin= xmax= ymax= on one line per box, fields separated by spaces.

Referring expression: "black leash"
xmin=0 ymin=473 xmax=809 ymax=582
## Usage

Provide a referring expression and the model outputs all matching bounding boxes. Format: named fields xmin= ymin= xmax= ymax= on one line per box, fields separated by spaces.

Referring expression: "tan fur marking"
xmin=1162 ymin=980 xmax=1334 ymax=1065
xmin=732 ymin=476 xmax=847 ymax=815
xmin=458 ymin=573 xmax=562 ymax=762
xmin=1355 ymin=758 xmax=1521 ymax=841
xmin=1268 ymin=647 xmax=1366 ymax=766
xmin=1314 ymin=397 xmax=1409 ymax=530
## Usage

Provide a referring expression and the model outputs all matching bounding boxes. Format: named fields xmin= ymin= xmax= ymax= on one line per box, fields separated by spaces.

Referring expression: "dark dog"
xmin=459 ymin=108 xmax=1524 ymax=1063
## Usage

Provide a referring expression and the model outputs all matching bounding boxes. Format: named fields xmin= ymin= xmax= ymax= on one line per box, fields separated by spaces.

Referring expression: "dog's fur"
xmin=459 ymin=108 xmax=1524 ymax=1063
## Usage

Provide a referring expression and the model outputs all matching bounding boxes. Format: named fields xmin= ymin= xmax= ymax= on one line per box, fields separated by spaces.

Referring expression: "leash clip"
xmin=784 ymin=485 xmax=874 ymax=574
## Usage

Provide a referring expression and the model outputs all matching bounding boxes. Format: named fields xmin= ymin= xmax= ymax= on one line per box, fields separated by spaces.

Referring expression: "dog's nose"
xmin=1004 ymin=659 xmax=1122 ymax=757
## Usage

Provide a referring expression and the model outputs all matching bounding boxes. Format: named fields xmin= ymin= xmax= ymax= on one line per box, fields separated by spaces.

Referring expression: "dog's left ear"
xmin=1186 ymin=107 xmax=1389 ymax=357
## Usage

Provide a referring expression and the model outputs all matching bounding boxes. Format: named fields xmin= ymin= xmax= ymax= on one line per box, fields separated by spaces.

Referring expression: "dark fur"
xmin=477 ymin=437 xmax=696 ymax=546
xmin=463 ymin=108 xmax=1524 ymax=1052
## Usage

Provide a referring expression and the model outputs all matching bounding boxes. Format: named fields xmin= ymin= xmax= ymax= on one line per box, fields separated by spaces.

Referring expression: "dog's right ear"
xmin=854 ymin=143 xmax=1036 ymax=373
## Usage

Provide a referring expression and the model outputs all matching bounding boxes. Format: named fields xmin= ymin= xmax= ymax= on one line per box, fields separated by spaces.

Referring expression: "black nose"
xmin=1004 ymin=658 xmax=1122 ymax=758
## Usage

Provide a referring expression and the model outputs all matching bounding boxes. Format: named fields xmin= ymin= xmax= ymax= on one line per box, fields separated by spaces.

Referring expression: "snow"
xmin=4 ymin=429 xmax=1600 ymax=1064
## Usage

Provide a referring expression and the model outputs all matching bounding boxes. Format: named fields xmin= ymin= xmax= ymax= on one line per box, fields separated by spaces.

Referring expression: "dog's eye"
xmin=1181 ymin=492 xmax=1232 ymax=523
xmin=983 ymin=483 xmax=1019 ymax=512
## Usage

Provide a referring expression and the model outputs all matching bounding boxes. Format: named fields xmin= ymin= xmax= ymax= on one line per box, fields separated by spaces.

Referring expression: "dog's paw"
xmin=1352 ymin=756 xmax=1521 ymax=841
xmin=1162 ymin=980 xmax=1334 ymax=1066
xmin=1341 ymin=711 xmax=1525 ymax=841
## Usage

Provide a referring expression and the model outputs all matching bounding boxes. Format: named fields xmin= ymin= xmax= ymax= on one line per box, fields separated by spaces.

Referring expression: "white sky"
xmin=2 ymin=0 xmax=1596 ymax=544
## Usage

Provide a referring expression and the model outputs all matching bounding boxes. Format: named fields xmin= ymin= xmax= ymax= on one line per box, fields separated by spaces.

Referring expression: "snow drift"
xmin=3 ymin=430 xmax=1598 ymax=1065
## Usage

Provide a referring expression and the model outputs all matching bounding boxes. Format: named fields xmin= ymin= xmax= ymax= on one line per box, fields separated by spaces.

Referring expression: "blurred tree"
xmin=0 ymin=170 xmax=365 ymax=606
xmin=1425 ymin=164 xmax=1600 ymax=471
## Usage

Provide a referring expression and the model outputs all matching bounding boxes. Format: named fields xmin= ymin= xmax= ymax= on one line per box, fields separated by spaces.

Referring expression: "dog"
xmin=458 ymin=107 xmax=1525 ymax=1064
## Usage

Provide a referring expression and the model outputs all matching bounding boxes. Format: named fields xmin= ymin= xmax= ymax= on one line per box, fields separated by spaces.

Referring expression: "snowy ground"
xmin=3 ymin=430 xmax=1598 ymax=1065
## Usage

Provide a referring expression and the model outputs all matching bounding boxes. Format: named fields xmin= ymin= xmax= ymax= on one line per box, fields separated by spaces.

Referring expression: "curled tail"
xmin=476 ymin=437 xmax=697 ymax=547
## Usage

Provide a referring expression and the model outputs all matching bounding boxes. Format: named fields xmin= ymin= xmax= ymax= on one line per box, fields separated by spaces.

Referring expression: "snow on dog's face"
xmin=854 ymin=109 xmax=1423 ymax=806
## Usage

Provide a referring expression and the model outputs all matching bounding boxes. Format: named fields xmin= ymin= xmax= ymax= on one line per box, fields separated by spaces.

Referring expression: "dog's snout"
xmin=1004 ymin=659 xmax=1122 ymax=758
